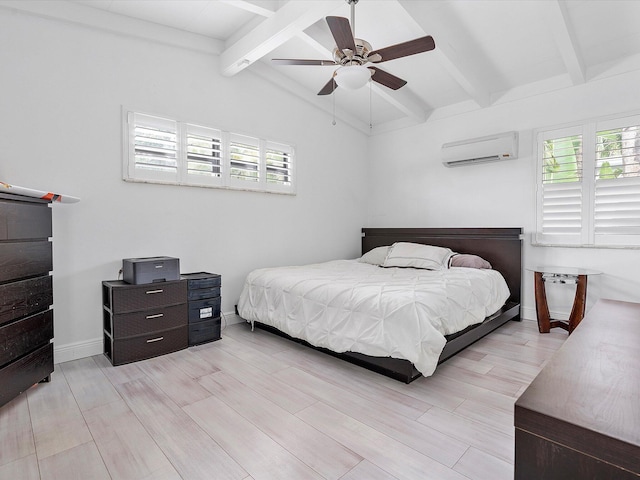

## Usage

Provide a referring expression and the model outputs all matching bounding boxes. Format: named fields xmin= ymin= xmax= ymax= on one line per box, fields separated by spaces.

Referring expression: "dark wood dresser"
xmin=515 ymin=299 xmax=640 ymax=479
xmin=0 ymin=192 xmax=54 ymax=408
xmin=102 ymin=279 xmax=188 ymax=365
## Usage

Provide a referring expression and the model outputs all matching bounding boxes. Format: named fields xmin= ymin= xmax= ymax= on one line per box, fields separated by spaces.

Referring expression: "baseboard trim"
xmin=520 ymin=306 xmax=569 ymax=323
xmin=54 ymin=337 xmax=103 ymax=365
xmin=53 ymin=310 xmax=243 ymax=364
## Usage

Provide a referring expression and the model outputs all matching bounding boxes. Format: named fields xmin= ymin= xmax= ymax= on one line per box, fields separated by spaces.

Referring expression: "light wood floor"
xmin=0 ymin=317 xmax=566 ymax=480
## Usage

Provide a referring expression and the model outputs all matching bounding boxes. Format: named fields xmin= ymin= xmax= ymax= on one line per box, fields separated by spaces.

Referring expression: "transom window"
xmin=124 ymin=110 xmax=295 ymax=195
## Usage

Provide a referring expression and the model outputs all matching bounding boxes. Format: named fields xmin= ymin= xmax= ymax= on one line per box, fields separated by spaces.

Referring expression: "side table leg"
xmin=534 ymin=272 xmax=551 ymax=333
xmin=568 ymin=275 xmax=588 ymax=334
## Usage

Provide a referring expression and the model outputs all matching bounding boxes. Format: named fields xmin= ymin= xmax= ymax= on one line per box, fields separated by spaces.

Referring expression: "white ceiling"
xmin=31 ymin=0 xmax=640 ymax=134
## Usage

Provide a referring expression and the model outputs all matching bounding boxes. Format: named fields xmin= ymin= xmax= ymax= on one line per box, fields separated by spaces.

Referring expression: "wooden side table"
xmin=529 ymin=266 xmax=601 ymax=334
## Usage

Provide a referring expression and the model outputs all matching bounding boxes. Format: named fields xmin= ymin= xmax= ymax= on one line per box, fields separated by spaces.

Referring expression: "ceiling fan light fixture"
xmin=334 ymin=65 xmax=372 ymax=90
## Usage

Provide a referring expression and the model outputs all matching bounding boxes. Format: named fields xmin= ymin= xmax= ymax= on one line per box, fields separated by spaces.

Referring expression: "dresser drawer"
xmin=0 ymin=199 xmax=52 ymax=240
xmin=107 ymin=325 xmax=188 ymax=366
xmin=0 ymin=342 xmax=53 ymax=408
xmin=0 ymin=275 xmax=53 ymax=325
xmin=0 ymin=309 xmax=53 ymax=367
xmin=187 ymin=286 xmax=221 ymax=301
xmin=108 ymin=303 xmax=187 ymax=339
xmin=0 ymin=241 xmax=52 ymax=283
xmin=104 ymin=280 xmax=187 ymax=313
xmin=188 ymin=317 xmax=221 ymax=346
xmin=188 ymin=296 xmax=221 ymax=322
xmin=182 ymin=272 xmax=221 ymax=290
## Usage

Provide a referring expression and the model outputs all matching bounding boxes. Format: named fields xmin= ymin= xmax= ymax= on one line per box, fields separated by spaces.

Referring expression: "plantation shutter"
xmin=538 ymin=130 xmax=584 ymax=244
xmin=129 ymin=113 xmax=178 ymax=182
xmin=185 ymin=124 xmax=223 ymax=186
xmin=265 ymin=141 xmax=294 ymax=193
xmin=594 ymin=120 xmax=640 ymax=244
xmin=124 ymin=109 xmax=296 ymax=195
xmin=229 ymin=134 xmax=260 ymax=184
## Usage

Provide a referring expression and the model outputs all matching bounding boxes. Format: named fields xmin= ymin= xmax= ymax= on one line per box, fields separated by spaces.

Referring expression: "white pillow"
xmin=383 ymin=242 xmax=453 ymax=270
xmin=358 ymin=246 xmax=390 ymax=266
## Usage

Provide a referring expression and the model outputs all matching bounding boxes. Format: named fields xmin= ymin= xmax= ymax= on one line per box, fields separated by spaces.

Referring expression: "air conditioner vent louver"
xmin=442 ymin=132 xmax=518 ymax=167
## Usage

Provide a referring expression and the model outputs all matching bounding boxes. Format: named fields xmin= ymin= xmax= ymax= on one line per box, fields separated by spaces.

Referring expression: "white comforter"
xmin=237 ymin=260 xmax=510 ymax=377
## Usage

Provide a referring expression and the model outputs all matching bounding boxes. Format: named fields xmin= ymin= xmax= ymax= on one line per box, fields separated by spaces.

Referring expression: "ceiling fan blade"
xmin=317 ymin=77 xmax=337 ymax=96
xmin=368 ymin=67 xmax=407 ymax=90
xmin=272 ymin=59 xmax=337 ymax=66
xmin=368 ymin=35 xmax=435 ymax=63
xmin=326 ymin=16 xmax=356 ymax=53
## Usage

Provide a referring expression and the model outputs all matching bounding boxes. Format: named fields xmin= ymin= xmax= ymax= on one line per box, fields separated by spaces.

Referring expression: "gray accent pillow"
xmin=450 ymin=254 xmax=492 ymax=269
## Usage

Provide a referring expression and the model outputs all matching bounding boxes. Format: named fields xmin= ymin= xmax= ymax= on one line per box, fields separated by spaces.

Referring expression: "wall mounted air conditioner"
xmin=442 ymin=131 xmax=518 ymax=167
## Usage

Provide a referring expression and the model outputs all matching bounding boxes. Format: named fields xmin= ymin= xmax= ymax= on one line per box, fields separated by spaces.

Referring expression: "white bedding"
xmin=237 ymin=259 xmax=510 ymax=377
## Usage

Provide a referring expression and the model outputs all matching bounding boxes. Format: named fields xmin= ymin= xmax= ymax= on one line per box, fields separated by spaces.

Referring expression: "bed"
xmin=238 ymin=227 xmax=522 ymax=383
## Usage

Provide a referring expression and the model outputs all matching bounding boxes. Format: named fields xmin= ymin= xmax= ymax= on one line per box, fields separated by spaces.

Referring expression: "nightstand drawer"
xmin=109 ymin=303 xmax=187 ymax=339
xmin=0 ymin=309 xmax=53 ymax=367
xmin=104 ymin=280 xmax=187 ymax=313
xmin=108 ymin=325 xmax=188 ymax=366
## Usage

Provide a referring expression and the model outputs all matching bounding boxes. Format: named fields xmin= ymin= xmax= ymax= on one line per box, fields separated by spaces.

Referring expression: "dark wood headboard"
xmin=362 ymin=228 xmax=522 ymax=304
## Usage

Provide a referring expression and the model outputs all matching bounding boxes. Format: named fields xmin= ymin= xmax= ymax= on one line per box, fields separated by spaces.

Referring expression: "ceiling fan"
xmin=272 ymin=0 xmax=435 ymax=96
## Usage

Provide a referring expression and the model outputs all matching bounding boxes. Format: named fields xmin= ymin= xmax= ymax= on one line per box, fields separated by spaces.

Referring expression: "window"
xmin=536 ymin=113 xmax=640 ymax=246
xmin=124 ymin=110 xmax=295 ymax=194
xmin=229 ymin=134 xmax=260 ymax=184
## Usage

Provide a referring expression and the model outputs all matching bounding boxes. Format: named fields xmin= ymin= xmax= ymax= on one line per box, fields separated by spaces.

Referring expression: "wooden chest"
xmin=0 ymin=193 xmax=54 ymax=407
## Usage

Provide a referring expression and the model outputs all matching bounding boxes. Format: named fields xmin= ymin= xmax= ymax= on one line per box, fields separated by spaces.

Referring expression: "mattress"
xmin=238 ymin=259 xmax=510 ymax=377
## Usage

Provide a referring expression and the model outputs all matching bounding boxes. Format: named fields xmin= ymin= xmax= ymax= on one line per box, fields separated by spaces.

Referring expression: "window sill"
xmin=531 ymin=242 xmax=640 ymax=250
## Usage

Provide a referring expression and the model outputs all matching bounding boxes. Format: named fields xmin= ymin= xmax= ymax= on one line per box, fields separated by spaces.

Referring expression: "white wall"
xmin=0 ymin=8 xmax=368 ymax=362
xmin=367 ymin=70 xmax=640 ymax=321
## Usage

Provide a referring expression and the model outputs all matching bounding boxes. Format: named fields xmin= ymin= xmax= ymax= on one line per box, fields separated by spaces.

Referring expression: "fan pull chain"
xmin=332 ymin=82 xmax=337 ymax=126
xmin=369 ymin=78 xmax=373 ymax=131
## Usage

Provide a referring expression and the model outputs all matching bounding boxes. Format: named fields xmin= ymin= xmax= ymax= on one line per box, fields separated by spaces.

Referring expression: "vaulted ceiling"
xmin=18 ymin=0 xmax=640 ymax=134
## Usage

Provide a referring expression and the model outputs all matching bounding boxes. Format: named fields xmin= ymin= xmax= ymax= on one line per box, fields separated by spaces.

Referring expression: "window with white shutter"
xmin=123 ymin=109 xmax=295 ymax=195
xmin=536 ymin=113 xmax=640 ymax=247
xmin=185 ymin=124 xmax=223 ymax=187
xmin=265 ymin=141 xmax=294 ymax=193
xmin=128 ymin=113 xmax=178 ymax=183
xmin=594 ymin=118 xmax=640 ymax=245
xmin=229 ymin=134 xmax=260 ymax=185
xmin=539 ymin=131 xmax=584 ymax=244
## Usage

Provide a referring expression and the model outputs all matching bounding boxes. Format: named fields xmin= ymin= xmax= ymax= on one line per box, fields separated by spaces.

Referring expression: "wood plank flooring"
xmin=0 ymin=317 xmax=566 ymax=480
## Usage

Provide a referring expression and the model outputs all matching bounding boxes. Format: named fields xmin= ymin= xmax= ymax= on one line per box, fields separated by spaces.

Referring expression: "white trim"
xmin=520 ymin=306 xmax=568 ymax=323
xmin=53 ymin=337 xmax=103 ymax=365
xmin=53 ymin=310 xmax=241 ymax=364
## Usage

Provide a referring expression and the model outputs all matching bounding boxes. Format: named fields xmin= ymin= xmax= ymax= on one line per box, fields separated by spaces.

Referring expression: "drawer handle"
xmin=146 ymin=313 xmax=164 ymax=319
xmin=146 ymin=336 xmax=164 ymax=343
xmin=146 ymin=289 xmax=164 ymax=295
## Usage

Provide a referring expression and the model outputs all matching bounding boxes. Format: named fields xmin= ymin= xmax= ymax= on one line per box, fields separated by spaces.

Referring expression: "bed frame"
xmin=254 ymin=227 xmax=522 ymax=383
